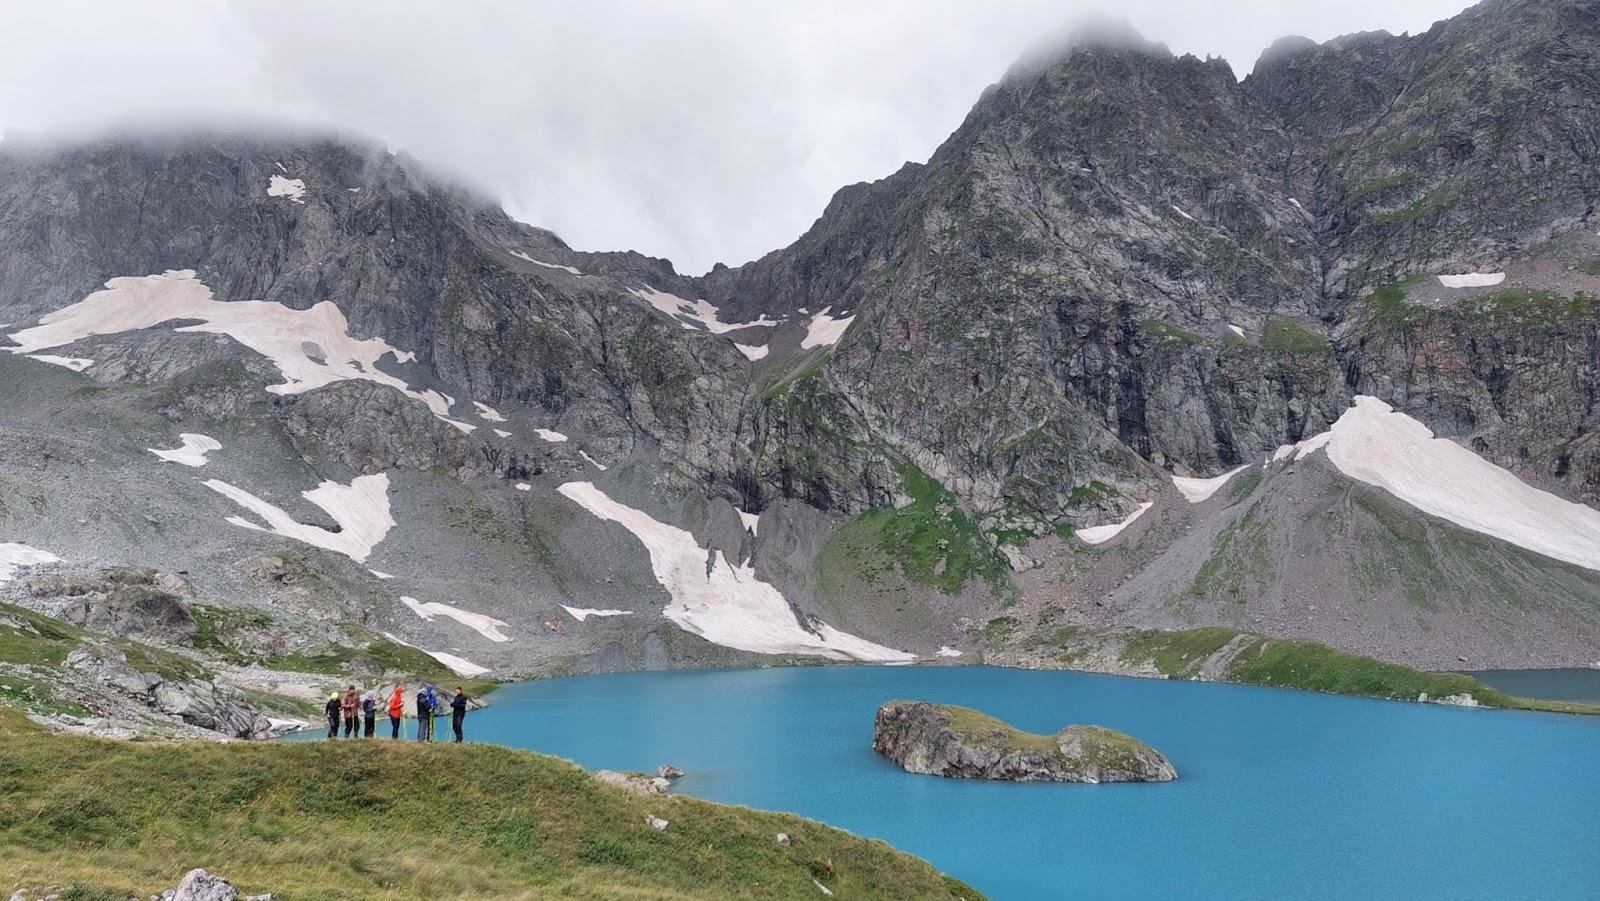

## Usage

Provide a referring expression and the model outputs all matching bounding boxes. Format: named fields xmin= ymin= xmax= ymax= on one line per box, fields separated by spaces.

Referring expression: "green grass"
xmin=1370 ymin=187 xmax=1455 ymax=225
xmin=1580 ymin=258 xmax=1600 ymax=277
xmin=926 ymin=704 xmax=1158 ymax=774
xmin=1139 ymin=320 xmax=1204 ymax=346
xmin=1259 ymin=317 xmax=1331 ymax=354
xmin=1460 ymin=288 xmax=1597 ymax=328
xmin=0 ymin=733 xmax=981 ymax=900
xmin=826 ymin=465 xmax=1011 ymax=596
xmin=1119 ymin=627 xmax=1243 ymax=676
xmin=1364 ymin=274 xmax=1427 ymax=327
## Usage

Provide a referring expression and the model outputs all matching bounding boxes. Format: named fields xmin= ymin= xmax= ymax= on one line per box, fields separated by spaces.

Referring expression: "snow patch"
xmin=204 ymin=473 xmax=394 ymax=563
xmin=557 ymin=481 xmax=913 ymax=661
xmin=1324 ymin=396 xmax=1600 ymax=572
xmin=738 ymin=509 xmax=760 ymax=535
xmin=578 ymin=450 xmax=608 ymax=471
xmin=801 ymin=307 xmax=855 ymax=350
xmin=28 ymin=354 xmax=93 ymax=372
xmin=509 ymin=251 xmax=581 ymax=275
xmin=472 ymin=401 xmax=507 ymax=422
xmin=1171 ymin=204 xmax=1196 ymax=222
xmin=381 ymin=632 xmax=489 ymax=677
xmin=7 ymin=271 xmax=467 ymax=432
xmin=1226 ymin=324 xmax=1246 ymax=338
xmin=935 ymin=646 xmax=963 ymax=658
xmin=515 ymin=483 xmax=531 ymax=492
xmin=1172 ymin=465 xmax=1249 ymax=503
xmin=493 ymin=429 xmax=512 ymax=439
xmin=561 ymin=605 xmax=633 ymax=622
xmin=0 ymin=543 xmax=59 ymax=583
xmin=400 ymin=596 xmax=511 ymax=642
xmin=630 ymin=286 xmax=780 ymax=335
xmin=149 ymin=433 xmax=222 ymax=468
xmin=1076 ymin=502 xmax=1153 ymax=545
xmin=1269 ymin=431 xmax=1332 ymax=466
xmin=267 ymin=175 xmax=306 ymax=203
xmin=734 ymin=343 xmax=769 ymax=361
xmin=535 ymin=429 xmax=568 ymax=443
xmin=369 ymin=570 xmax=396 ymax=580
xmin=1288 ymin=198 xmax=1304 ymax=211
xmin=1437 ymin=272 xmax=1506 ymax=289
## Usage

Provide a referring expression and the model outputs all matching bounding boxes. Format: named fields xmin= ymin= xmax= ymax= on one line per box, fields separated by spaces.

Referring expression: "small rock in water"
xmin=645 ymin=815 xmax=669 ymax=831
xmin=656 ymin=764 xmax=684 ymax=779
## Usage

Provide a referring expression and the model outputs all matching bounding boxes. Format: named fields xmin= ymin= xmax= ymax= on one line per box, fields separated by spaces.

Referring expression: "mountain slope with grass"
xmin=0 ymin=712 xmax=979 ymax=900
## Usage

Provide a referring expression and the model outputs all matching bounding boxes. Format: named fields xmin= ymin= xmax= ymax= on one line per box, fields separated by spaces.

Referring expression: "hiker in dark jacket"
xmin=361 ymin=689 xmax=378 ymax=737
xmin=450 ymin=687 xmax=468 ymax=743
xmin=341 ymin=686 xmax=360 ymax=738
xmin=415 ymin=687 xmax=432 ymax=741
xmin=324 ymin=692 xmax=340 ymax=739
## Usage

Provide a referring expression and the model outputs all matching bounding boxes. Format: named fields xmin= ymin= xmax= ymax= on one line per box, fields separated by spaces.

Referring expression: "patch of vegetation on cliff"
xmin=1119 ymin=627 xmax=1242 ymax=676
xmin=1364 ymin=274 xmax=1428 ymax=327
xmin=1458 ymin=288 xmax=1597 ymax=328
xmin=1370 ymin=187 xmax=1456 ymax=225
xmin=0 ymin=734 xmax=980 ymax=900
xmin=1140 ymin=319 xmax=1205 ymax=346
xmin=823 ymin=465 xmax=1012 ymax=597
xmin=1259 ymin=317 xmax=1331 ymax=354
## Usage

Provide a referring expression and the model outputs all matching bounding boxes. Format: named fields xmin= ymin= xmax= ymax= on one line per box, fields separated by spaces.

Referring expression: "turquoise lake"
xmin=420 ymin=666 xmax=1600 ymax=899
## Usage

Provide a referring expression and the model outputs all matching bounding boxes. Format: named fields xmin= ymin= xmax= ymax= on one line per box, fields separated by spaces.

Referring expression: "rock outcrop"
xmin=873 ymin=700 xmax=1175 ymax=783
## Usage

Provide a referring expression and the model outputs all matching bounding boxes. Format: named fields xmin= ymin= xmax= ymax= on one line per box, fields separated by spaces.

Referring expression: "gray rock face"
xmin=873 ymin=700 xmax=1175 ymax=783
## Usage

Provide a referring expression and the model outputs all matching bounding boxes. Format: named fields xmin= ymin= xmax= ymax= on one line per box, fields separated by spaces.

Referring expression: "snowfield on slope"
xmin=801 ymin=307 xmax=855 ymax=349
xmin=7 ymin=271 xmax=475 ymax=433
xmin=1077 ymin=502 xmax=1153 ymax=545
xmin=561 ymin=605 xmax=633 ymax=622
xmin=148 ymin=433 xmax=222 ymax=467
xmin=0 ymin=543 xmax=59 ymax=583
xmin=1172 ymin=465 xmax=1249 ymax=503
xmin=381 ymin=632 xmax=489 ymax=677
xmin=1437 ymin=272 xmax=1505 ymax=288
xmin=204 ymin=473 xmax=395 ymax=563
xmin=266 ymin=175 xmax=306 ymax=203
xmin=1320 ymin=396 xmax=1600 ymax=572
xmin=400 ymin=596 xmax=511 ymax=642
xmin=631 ymin=286 xmax=780 ymax=335
xmin=557 ymin=481 xmax=913 ymax=662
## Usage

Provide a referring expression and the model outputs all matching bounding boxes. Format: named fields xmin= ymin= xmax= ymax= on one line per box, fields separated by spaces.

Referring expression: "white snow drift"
xmin=149 ymin=433 xmax=222 ymax=468
xmin=560 ymin=605 xmax=633 ymax=622
xmin=1077 ymin=502 xmax=1153 ymax=545
xmin=801 ymin=307 xmax=855 ymax=349
xmin=630 ymin=286 xmax=780 ymax=335
xmin=1437 ymin=272 xmax=1505 ymax=288
xmin=1172 ymin=465 xmax=1249 ymax=503
xmin=734 ymin=343 xmax=769 ymax=362
xmin=0 ymin=543 xmax=59 ymax=583
xmin=509 ymin=251 xmax=581 ymax=275
xmin=400 ymin=596 xmax=511 ymax=642
xmin=205 ymin=473 xmax=394 ymax=563
xmin=578 ymin=450 xmax=608 ymax=471
xmin=28 ymin=354 xmax=94 ymax=372
xmin=557 ymin=481 xmax=913 ymax=662
xmin=534 ymin=429 xmax=568 ymax=443
xmin=472 ymin=402 xmax=507 ymax=423
xmin=6 ymin=271 xmax=473 ymax=433
xmin=1320 ymin=396 xmax=1600 ymax=572
xmin=267 ymin=175 xmax=306 ymax=203
xmin=381 ymin=632 xmax=489 ymax=677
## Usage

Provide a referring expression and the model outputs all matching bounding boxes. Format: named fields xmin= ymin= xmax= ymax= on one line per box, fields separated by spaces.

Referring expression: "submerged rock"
xmin=873 ymin=700 xmax=1175 ymax=783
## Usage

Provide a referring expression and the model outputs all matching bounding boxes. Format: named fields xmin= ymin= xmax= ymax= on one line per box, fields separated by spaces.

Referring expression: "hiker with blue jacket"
xmin=415 ymin=686 xmax=432 ymax=741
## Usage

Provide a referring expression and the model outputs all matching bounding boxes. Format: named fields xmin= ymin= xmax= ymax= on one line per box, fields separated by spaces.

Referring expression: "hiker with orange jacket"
xmin=387 ymin=683 xmax=406 ymax=738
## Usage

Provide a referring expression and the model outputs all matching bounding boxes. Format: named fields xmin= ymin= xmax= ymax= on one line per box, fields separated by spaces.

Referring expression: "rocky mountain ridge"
xmin=1 ymin=0 xmax=1598 ymax=737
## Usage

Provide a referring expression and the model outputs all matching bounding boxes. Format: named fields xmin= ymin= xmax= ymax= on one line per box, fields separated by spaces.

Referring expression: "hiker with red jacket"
xmin=340 ymin=685 xmax=360 ymax=738
xmin=387 ymin=683 xmax=406 ymax=738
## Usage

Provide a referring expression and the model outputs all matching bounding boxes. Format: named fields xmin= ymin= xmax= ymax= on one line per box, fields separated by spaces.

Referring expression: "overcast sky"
xmin=0 ymin=1 xmax=1471 ymax=273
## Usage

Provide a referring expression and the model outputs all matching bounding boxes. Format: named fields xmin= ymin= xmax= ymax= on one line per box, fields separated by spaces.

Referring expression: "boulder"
xmin=873 ymin=700 xmax=1176 ymax=783
xmin=594 ymin=769 xmax=667 ymax=795
xmin=655 ymin=764 xmax=684 ymax=779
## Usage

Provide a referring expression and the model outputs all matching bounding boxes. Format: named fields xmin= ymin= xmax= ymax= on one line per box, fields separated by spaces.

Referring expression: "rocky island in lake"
xmin=874 ymin=700 xmax=1176 ymax=783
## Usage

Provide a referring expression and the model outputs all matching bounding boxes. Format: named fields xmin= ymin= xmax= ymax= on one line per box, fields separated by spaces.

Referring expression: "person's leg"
xmin=327 ymin=716 xmax=337 ymax=739
xmin=453 ymin=715 xmax=463 ymax=743
xmin=416 ymin=716 xmax=427 ymax=741
xmin=365 ymin=713 xmax=374 ymax=737
xmin=390 ymin=715 xmax=400 ymax=738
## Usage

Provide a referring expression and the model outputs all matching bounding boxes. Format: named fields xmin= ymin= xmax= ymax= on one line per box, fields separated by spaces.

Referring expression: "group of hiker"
xmin=323 ymin=683 xmax=469 ymax=743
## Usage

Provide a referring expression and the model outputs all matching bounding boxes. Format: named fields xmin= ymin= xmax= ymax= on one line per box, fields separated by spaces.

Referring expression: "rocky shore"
xmin=873 ymin=700 xmax=1175 ymax=783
